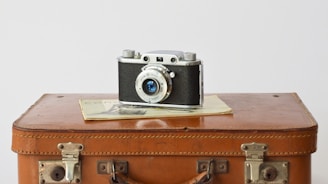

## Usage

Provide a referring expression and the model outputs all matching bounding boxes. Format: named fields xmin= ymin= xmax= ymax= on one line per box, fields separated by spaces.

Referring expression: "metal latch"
xmin=39 ymin=142 xmax=84 ymax=184
xmin=241 ymin=142 xmax=288 ymax=184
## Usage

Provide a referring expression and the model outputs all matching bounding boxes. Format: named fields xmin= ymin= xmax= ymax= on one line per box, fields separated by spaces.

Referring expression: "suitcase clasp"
xmin=58 ymin=142 xmax=84 ymax=182
xmin=241 ymin=142 xmax=289 ymax=184
xmin=39 ymin=142 xmax=84 ymax=184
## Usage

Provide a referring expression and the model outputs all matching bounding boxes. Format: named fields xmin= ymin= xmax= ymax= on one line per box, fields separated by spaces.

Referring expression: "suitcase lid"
xmin=12 ymin=93 xmax=317 ymax=156
xmin=12 ymin=93 xmax=317 ymax=131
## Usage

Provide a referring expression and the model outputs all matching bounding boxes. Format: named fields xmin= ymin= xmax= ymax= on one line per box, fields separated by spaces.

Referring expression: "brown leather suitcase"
xmin=12 ymin=93 xmax=317 ymax=184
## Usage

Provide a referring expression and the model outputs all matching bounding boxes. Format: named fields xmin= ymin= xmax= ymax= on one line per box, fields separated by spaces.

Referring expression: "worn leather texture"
xmin=12 ymin=93 xmax=317 ymax=184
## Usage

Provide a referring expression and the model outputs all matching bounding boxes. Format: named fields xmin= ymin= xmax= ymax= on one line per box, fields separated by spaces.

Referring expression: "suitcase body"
xmin=12 ymin=93 xmax=317 ymax=184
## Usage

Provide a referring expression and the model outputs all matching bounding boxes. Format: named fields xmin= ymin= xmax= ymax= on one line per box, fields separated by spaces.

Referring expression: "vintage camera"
xmin=118 ymin=49 xmax=203 ymax=108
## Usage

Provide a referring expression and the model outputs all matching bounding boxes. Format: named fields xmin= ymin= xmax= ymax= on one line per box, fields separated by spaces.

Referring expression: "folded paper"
xmin=79 ymin=95 xmax=232 ymax=120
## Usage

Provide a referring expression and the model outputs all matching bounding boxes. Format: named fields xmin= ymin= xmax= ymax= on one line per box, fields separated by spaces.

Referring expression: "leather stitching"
xmin=12 ymin=133 xmax=315 ymax=139
xmin=13 ymin=150 xmax=315 ymax=156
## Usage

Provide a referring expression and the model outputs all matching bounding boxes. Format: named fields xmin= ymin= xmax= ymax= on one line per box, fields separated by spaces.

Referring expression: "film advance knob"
xmin=122 ymin=49 xmax=135 ymax=58
xmin=184 ymin=52 xmax=196 ymax=61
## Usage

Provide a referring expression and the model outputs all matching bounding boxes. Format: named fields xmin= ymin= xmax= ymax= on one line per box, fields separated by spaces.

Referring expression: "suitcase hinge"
xmin=241 ymin=142 xmax=289 ymax=184
xmin=39 ymin=142 xmax=84 ymax=184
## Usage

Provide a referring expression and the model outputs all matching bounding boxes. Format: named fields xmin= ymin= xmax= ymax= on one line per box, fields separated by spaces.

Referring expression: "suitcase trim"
xmin=12 ymin=127 xmax=317 ymax=157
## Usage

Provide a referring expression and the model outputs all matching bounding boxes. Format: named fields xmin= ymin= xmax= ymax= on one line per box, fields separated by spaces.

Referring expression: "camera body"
xmin=118 ymin=50 xmax=203 ymax=108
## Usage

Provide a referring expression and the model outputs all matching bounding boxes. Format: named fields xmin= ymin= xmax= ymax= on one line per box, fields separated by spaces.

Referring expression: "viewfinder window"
xmin=156 ymin=57 xmax=164 ymax=62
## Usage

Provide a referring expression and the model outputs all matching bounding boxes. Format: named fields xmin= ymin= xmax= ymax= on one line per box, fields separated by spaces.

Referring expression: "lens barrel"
xmin=135 ymin=65 xmax=172 ymax=103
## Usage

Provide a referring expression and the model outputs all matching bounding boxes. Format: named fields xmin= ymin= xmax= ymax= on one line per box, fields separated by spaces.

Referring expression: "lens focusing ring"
xmin=135 ymin=65 xmax=172 ymax=103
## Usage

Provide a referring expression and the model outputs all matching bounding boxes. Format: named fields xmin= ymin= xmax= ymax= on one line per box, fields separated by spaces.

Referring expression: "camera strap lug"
xmin=241 ymin=142 xmax=289 ymax=184
xmin=39 ymin=142 xmax=83 ymax=184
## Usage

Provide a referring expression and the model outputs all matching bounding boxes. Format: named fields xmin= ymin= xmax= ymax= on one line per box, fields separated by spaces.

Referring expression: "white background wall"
xmin=1 ymin=0 xmax=327 ymax=183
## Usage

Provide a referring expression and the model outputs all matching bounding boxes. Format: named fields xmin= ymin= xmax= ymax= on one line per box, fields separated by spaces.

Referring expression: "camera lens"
xmin=135 ymin=65 xmax=172 ymax=104
xmin=142 ymin=79 xmax=158 ymax=95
